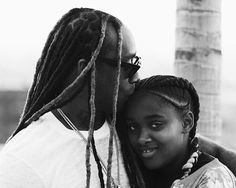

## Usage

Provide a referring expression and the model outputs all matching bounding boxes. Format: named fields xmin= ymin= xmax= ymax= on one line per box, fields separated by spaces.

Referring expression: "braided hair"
xmin=116 ymin=75 xmax=200 ymax=188
xmin=9 ymin=8 xmax=124 ymax=188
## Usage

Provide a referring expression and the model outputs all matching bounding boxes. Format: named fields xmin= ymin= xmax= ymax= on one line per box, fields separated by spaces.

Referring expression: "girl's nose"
xmin=138 ymin=128 xmax=152 ymax=145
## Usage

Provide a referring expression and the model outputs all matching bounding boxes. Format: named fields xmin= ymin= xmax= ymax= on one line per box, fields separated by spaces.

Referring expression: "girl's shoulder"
xmin=196 ymin=158 xmax=236 ymax=187
xmin=172 ymin=156 xmax=236 ymax=188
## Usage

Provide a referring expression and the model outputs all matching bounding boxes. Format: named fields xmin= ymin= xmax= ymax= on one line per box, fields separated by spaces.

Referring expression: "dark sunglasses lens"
xmin=98 ymin=57 xmax=140 ymax=77
xmin=123 ymin=63 xmax=140 ymax=78
xmin=129 ymin=66 xmax=140 ymax=77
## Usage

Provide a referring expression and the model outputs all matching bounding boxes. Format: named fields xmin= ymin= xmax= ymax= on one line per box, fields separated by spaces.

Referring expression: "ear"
xmin=182 ymin=111 xmax=194 ymax=134
xmin=77 ymin=59 xmax=87 ymax=74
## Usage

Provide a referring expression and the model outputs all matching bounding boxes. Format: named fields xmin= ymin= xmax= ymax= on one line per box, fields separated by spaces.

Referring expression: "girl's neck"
xmin=143 ymin=165 xmax=184 ymax=188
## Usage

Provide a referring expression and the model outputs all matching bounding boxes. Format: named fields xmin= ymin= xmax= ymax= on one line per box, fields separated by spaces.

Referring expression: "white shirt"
xmin=0 ymin=112 xmax=129 ymax=188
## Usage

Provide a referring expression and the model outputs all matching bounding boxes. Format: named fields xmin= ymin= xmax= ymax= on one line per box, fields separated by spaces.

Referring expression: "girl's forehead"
xmin=129 ymin=90 xmax=164 ymax=103
xmin=125 ymin=91 xmax=180 ymax=121
xmin=126 ymin=90 xmax=179 ymax=114
xmin=126 ymin=90 xmax=172 ymax=111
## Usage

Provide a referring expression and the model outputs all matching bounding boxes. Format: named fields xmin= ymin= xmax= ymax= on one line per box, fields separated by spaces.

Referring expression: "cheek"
xmin=158 ymin=129 xmax=185 ymax=159
xmin=128 ymin=133 xmax=139 ymax=150
xmin=128 ymin=133 xmax=135 ymax=145
xmin=155 ymin=126 xmax=183 ymax=147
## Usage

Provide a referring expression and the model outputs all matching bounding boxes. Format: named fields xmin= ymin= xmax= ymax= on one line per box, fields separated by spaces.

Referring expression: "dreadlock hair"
xmin=9 ymin=8 xmax=124 ymax=188
xmin=116 ymin=75 xmax=200 ymax=188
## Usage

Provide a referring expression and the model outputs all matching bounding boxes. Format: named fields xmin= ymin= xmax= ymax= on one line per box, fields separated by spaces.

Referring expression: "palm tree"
xmin=175 ymin=0 xmax=222 ymax=141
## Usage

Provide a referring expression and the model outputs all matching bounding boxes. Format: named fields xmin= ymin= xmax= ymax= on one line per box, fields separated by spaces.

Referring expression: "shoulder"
xmin=0 ymin=152 xmax=45 ymax=188
xmin=2 ymin=112 xmax=80 ymax=156
xmin=0 ymin=113 xmax=91 ymax=187
xmin=197 ymin=159 xmax=236 ymax=187
xmin=172 ymin=159 xmax=236 ymax=188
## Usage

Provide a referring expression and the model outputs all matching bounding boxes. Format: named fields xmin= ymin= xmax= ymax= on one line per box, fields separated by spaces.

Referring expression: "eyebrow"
xmin=124 ymin=117 xmax=134 ymax=121
xmin=125 ymin=114 xmax=165 ymax=122
xmin=144 ymin=114 xmax=165 ymax=120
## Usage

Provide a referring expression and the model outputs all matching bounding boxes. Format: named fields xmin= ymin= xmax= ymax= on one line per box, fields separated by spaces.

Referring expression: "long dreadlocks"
xmin=116 ymin=75 xmax=200 ymax=188
xmin=9 ymin=8 xmax=124 ymax=188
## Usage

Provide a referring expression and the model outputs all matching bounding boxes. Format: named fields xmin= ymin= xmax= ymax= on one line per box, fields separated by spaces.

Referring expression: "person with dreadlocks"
xmin=0 ymin=7 xmax=235 ymax=188
xmin=0 ymin=8 xmax=141 ymax=188
xmin=118 ymin=75 xmax=236 ymax=188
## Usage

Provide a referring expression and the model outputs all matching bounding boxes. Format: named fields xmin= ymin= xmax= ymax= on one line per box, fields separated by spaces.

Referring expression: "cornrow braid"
xmin=136 ymin=75 xmax=200 ymax=139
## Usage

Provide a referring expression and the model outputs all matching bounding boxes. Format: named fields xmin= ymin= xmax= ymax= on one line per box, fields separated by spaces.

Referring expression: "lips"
xmin=139 ymin=146 xmax=158 ymax=158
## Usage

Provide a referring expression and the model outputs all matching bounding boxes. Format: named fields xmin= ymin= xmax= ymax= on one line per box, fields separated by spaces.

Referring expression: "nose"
xmin=138 ymin=128 xmax=152 ymax=145
xmin=129 ymin=72 xmax=140 ymax=84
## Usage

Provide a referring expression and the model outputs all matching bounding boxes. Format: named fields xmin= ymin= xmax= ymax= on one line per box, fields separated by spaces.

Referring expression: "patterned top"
xmin=171 ymin=159 xmax=236 ymax=188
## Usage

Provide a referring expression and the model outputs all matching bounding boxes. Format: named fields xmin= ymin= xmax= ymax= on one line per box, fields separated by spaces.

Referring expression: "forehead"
xmin=102 ymin=23 xmax=136 ymax=59
xmin=125 ymin=91 xmax=176 ymax=118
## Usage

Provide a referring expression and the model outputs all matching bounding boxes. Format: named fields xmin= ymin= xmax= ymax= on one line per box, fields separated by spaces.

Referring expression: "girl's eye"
xmin=129 ymin=125 xmax=136 ymax=131
xmin=150 ymin=122 xmax=163 ymax=129
xmin=126 ymin=120 xmax=138 ymax=132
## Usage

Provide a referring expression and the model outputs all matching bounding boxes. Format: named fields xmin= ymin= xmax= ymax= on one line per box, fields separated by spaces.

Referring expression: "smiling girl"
xmin=119 ymin=75 xmax=236 ymax=188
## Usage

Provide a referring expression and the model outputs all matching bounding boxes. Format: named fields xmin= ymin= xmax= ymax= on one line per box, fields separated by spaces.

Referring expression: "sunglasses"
xmin=97 ymin=56 xmax=141 ymax=78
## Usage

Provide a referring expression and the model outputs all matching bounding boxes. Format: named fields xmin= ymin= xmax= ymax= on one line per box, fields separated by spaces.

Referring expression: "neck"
xmin=52 ymin=103 xmax=106 ymax=131
xmin=144 ymin=165 xmax=184 ymax=188
xmin=52 ymin=84 xmax=107 ymax=131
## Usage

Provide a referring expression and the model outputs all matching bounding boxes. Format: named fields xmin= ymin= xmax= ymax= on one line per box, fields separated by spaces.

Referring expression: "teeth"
xmin=142 ymin=148 xmax=155 ymax=153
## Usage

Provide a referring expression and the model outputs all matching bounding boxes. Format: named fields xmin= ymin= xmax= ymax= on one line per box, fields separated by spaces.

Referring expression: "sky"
xmin=0 ymin=0 xmax=236 ymax=91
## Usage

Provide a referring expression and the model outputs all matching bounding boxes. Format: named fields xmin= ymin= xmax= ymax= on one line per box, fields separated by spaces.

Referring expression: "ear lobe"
xmin=77 ymin=59 xmax=87 ymax=74
xmin=182 ymin=111 xmax=194 ymax=133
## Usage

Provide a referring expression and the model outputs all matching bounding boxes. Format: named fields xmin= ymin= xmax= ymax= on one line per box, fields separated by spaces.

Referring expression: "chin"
xmin=142 ymin=160 xmax=164 ymax=171
xmin=143 ymin=163 xmax=158 ymax=170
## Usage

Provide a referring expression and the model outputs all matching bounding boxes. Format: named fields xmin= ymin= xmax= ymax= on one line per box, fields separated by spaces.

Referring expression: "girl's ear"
xmin=182 ymin=111 xmax=194 ymax=134
xmin=77 ymin=59 xmax=87 ymax=74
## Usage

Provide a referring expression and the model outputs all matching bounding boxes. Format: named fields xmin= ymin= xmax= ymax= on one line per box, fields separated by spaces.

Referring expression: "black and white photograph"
xmin=0 ymin=0 xmax=236 ymax=187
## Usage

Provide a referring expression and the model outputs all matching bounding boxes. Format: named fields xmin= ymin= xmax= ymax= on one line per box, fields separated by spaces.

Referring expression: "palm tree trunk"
xmin=175 ymin=0 xmax=222 ymax=141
